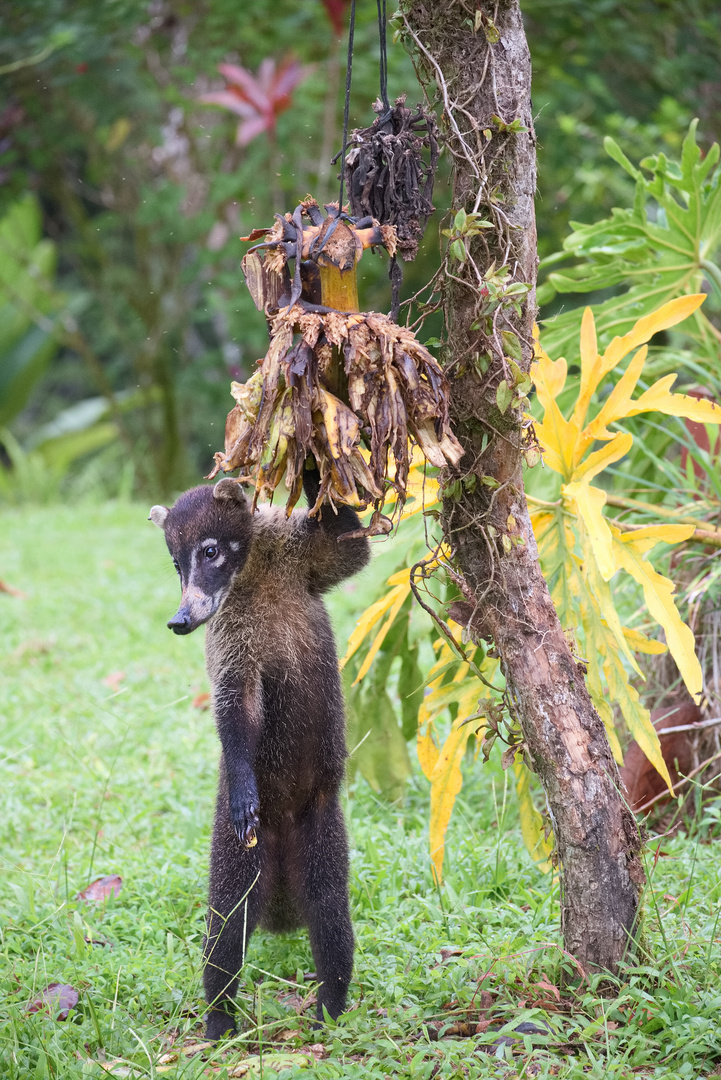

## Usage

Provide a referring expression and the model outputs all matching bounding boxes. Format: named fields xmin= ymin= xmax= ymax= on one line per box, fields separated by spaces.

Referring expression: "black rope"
xmin=377 ymin=0 xmax=390 ymax=114
xmin=334 ymin=0 xmax=402 ymax=321
xmin=337 ymin=0 xmax=356 ymax=214
xmin=377 ymin=0 xmax=398 ymax=316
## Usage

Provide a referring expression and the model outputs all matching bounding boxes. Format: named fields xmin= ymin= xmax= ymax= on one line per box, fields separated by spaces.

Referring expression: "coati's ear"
xmin=149 ymin=505 xmax=169 ymax=529
xmin=213 ymin=478 xmax=247 ymax=504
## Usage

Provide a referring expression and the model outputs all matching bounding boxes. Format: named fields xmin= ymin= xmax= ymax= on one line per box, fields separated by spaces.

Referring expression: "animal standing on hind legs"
xmin=149 ymin=465 xmax=370 ymax=1040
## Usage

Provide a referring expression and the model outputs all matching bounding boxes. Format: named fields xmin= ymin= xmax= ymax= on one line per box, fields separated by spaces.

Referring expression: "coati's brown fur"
xmin=150 ymin=469 xmax=369 ymax=1039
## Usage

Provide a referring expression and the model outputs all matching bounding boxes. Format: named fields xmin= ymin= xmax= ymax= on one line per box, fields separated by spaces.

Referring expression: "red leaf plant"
xmin=680 ymin=388 xmax=721 ymax=494
xmin=321 ymin=0 xmax=351 ymax=36
xmin=199 ymin=58 xmax=309 ymax=146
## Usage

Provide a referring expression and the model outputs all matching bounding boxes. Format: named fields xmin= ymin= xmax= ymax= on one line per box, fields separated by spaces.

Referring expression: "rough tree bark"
xmin=401 ymin=0 xmax=645 ymax=972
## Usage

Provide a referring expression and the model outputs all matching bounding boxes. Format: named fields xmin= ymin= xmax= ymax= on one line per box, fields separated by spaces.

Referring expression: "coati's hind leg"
xmin=290 ymin=797 xmax=354 ymax=1023
xmin=203 ymin=795 xmax=272 ymax=1041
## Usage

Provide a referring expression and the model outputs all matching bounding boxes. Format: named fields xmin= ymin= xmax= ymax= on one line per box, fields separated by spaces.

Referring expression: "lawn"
xmin=1 ymin=501 xmax=721 ymax=1079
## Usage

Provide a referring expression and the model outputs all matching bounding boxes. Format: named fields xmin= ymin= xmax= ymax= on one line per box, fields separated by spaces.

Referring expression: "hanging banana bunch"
xmin=208 ymin=198 xmax=463 ymax=521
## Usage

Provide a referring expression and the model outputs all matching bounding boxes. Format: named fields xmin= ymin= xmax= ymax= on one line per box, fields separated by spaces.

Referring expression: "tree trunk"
xmin=401 ymin=0 xmax=645 ymax=972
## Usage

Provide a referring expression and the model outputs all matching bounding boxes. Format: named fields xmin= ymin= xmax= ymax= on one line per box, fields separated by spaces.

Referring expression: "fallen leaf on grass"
xmin=444 ymin=1021 xmax=476 ymax=1037
xmin=27 ymin=983 xmax=79 ymax=1020
xmin=278 ymin=990 xmax=315 ymax=1014
xmin=534 ymin=975 xmax=561 ymax=1002
xmin=11 ymin=637 xmax=54 ymax=661
xmin=94 ymin=1062 xmax=135 ymax=1077
xmin=192 ymin=692 xmax=211 ymax=710
xmin=180 ymin=1041 xmax=213 ymax=1056
xmin=0 ymin=578 xmax=27 ymax=598
xmin=439 ymin=946 xmax=464 ymax=963
xmin=75 ymin=875 xmax=123 ymax=902
xmin=100 ymin=1041 xmax=214 ymax=1077
xmin=228 ymin=1053 xmax=315 ymax=1077
xmin=102 ymin=671 xmax=126 ymax=691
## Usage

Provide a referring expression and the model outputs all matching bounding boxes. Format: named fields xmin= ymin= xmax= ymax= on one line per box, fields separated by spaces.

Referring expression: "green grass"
xmin=2 ymin=501 xmax=721 ymax=1079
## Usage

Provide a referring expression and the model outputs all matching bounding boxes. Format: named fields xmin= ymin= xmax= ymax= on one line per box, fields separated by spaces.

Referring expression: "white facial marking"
xmin=197 ymin=538 xmax=224 ymax=566
xmin=229 ymin=541 xmax=240 ymax=551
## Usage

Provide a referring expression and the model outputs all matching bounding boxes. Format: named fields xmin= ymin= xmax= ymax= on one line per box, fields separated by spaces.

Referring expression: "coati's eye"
xmin=172 ymin=559 xmax=180 ymax=574
xmin=204 ymin=545 xmax=218 ymax=560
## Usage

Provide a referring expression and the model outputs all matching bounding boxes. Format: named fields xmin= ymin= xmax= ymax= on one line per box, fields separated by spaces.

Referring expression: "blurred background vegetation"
xmin=3 ymin=14 xmax=721 ymax=1065
xmin=1 ymin=0 xmax=719 ymax=501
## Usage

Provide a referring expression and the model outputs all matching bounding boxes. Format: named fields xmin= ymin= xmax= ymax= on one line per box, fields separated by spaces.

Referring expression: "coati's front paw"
xmin=230 ymin=796 xmax=260 ymax=849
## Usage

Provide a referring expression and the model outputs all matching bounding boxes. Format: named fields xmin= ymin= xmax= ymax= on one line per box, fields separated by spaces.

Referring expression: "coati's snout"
xmin=167 ymin=607 xmax=193 ymax=635
xmin=167 ymin=587 xmax=222 ymax=635
xmin=149 ymin=478 xmax=252 ymax=633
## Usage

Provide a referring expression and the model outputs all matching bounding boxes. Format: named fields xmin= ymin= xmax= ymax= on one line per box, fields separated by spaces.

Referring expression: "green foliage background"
xmin=1 ymin=0 xmax=720 ymax=496
xmin=3 ymin=6 xmax=721 ymax=1074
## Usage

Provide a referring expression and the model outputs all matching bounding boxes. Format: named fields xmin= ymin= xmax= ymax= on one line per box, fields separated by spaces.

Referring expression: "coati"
xmin=149 ymin=468 xmax=370 ymax=1040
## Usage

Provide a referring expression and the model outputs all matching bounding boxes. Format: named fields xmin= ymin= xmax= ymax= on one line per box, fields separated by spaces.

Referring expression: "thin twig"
xmin=656 ymin=716 xmax=721 ymax=737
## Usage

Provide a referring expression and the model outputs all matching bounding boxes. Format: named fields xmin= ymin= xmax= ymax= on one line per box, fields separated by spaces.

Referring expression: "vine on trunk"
xmin=399 ymin=0 xmax=646 ymax=974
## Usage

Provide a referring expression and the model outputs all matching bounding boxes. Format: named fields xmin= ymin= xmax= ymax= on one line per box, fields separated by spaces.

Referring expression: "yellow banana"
xmin=315 ymin=387 xmax=360 ymax=460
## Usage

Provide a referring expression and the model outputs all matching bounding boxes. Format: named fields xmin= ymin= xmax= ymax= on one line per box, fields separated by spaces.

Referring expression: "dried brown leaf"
xmin=75 ymin=875 xmax=123 ymax=903
xmin=212 ymin=303 xmax=461 ymax=511
xmin=181 ymin=1041 xmax=213 ymax=1056
xmin=534 ymin=975 xmax=561 ymax=1002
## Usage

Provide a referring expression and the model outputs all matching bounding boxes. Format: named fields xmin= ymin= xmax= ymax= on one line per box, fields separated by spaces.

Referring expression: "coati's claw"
xmin=233 ymin=820 xmax=258 ymax=848
xmin=232 ymin=802 xmax=260 ymax=848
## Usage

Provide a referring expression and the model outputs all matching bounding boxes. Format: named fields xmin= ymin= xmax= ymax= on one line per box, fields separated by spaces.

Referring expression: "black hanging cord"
xmin=376 ymin=0 xmax=399 ymax=317
xmin=337 ymin=0 xmax=357 ymax=214
xmin=376 ymin=0 xmax=390 ymax=115
xmin=333 ymin=0 xmax=401 ymax=321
